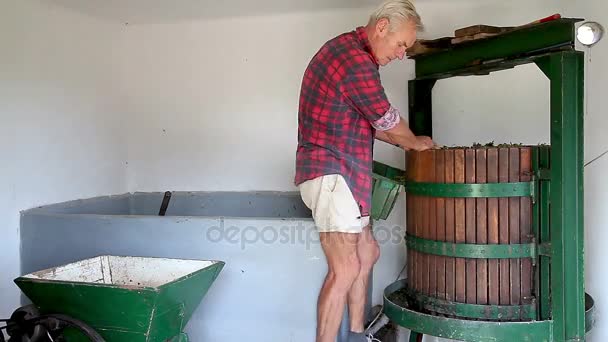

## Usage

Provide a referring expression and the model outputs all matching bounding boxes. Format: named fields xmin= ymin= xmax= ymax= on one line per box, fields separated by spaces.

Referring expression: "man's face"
xmin=371 ymin=18 xmax=417 ymax=66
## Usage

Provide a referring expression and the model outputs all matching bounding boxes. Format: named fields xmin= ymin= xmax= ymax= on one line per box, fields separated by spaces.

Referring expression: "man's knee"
xmin=329 ymin=256 xmax=361 ymax=291
xmin=360 ymin=241 xmax=380 ymax=271
xmin=358 ymin=225 xmax=380 ymax=270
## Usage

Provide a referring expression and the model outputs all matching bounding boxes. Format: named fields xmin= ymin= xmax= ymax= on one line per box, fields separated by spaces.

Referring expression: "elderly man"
xmin=294 ymin=1 xmax=435 ymax=341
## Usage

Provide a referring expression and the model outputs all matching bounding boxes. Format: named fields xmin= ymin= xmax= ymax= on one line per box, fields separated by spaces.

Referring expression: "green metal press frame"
xmin=382 ymin=18 xmax=596 ymax=341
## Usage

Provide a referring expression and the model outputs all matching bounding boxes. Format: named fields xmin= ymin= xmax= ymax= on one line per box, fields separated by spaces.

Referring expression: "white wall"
xmin=118 ymin=3 xmax=562 ymax=341
xmin=120 ymin=8 xmax=371 ymax=192
xmin=120 ymin=0 xmax=559 ymax=192
xmin=0 ymin=0 xmax=126 ymax=316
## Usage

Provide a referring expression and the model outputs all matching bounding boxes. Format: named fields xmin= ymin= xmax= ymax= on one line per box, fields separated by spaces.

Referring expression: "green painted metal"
xmin=585 ymin=294 xmax=596 ymax=333
xmin=168 ymin=333 xmax=190 ymax=342
xmin=536 ymin=146 xmax=552 ymax=320
xmin=535 ymin=57 xmax=552 ymax=78
xmin=404 ymin=181 xmax=534 ymax=198
xmin=532 ymin=147 xmax=542 ymax=320
xmin=371 ymin=161 xmax=406 ymax=220
xmin=392 ymin=18 xmax=594 ymax=342
xmin=413 ymin=19 xmax=580 ymax=79
xmin=542 ymin=51 xmax=586 ymax=342
xmin=532 ymin=147 xmax=553 ymax=320
xmin=536 ymin=168 xmax=552 ymax=180
xmin=538 ymin=243 xmax=552 ymax=257
xmin=406 ymin=234 xmax=536 ymax=259
xmin=20 ymin=281 xmax=158 ymax=342
xmin=408 ymin=79 xmax=436 ymax=136
xmin=409 ymin=331 xmax=422 ymax=342
xmin=404 ymin=286 xmax=536 ymax=320
xmin=385 ymin=280 xmax=596 ymax=341
xmin=384 ymin=280 xmax=554 ymax=341
xmin=14 ymin=259 xmax=224 ymax=342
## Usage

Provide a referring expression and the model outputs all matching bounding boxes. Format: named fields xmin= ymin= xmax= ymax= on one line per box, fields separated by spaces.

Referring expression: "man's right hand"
xmin=413 ymin=136 xmax=436 ymax=151
xmin=381 ymin=116 xmax=438 ymax=152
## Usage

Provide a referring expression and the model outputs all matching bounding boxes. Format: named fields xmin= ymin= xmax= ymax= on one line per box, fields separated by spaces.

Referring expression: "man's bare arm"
xmin=375 ymin=117 xmax=434 ymax=151
xmin=375 ymin=130 xmax=397 ymax=146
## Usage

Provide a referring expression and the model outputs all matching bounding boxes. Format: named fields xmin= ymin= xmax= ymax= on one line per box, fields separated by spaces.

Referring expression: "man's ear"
xmin=376 ymin=18 xmax=390 ymax=37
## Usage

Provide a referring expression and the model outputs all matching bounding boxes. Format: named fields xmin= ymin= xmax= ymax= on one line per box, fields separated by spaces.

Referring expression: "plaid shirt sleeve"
xmin=341 ymin=57 xmax=391 ymax=124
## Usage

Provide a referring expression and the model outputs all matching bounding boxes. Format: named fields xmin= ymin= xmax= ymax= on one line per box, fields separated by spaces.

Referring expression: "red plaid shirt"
xmin=294 ymin=27 xmax=392 ymax=216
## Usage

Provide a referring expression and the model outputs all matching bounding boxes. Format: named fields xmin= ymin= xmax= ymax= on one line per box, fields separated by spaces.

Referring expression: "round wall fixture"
xmin=577 ymin=22 xmax=604 ymax=46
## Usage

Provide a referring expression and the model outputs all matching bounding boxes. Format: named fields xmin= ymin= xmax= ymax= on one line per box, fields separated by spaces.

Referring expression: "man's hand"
xmin=376 ymin=117 xmax=437 ymax=151
xmin=412 ymin=136 xmax=435 ymax=151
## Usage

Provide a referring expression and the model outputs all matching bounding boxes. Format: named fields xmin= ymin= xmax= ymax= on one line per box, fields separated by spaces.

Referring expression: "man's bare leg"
xmin=317 ymin=232 xmax=361 ymax=342
xmin=348 ymin=225 xmax=380 ymax=333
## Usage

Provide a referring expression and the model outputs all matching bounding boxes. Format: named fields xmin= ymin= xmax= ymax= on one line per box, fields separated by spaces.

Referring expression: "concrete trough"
xmin=19 ymin=191 xmax=350 ymax=342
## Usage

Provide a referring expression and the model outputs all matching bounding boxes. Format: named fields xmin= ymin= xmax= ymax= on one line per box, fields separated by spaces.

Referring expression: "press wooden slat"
xmin=476 ymin=149 xmax=488 ymax=305
xmin=415 ymin=191 xmax=421 ymax=294
xmin=406 ymin=179 xmax=413 ymax=289
xmin=509 ymin=148 xmax=522 ymax=307
xmin=465 ymin=149 xmax=477 ymax=303
xmin=498 ymin=148 xmax=510 ymax=305
xmin=487 ymin=148 xmax=500 ymax=305
xmin=520 ymin=147 xmax=533 ymax=308
xmin=406 ymin=152 xmax=417 ymax=292
xmin=445 ymin=150 xmax=456 ymax=301
xmin=420 ymin=152 xmax=433 ymax=295
xmin=435 ymin=150 xmax=447 ymax=300
xmin=406 ymin=152 xmax=422 ymax=291
xmin=454 ymin=149 xmax=466 ymax=303
xmin=429 ymin=150 xmax=438 ymax=298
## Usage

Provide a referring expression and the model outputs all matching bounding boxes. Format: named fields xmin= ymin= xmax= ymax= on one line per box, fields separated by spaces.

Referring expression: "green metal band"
xmin=404 ymin=181 xmax=535 ymax=198
xmin=406 ymin=234 xmax=536 ymax=259
xmin=405 ymin=287 xmax=536 ymax=321
xmin=384 ymin=280 xmax=554 ymax=342
xmin=384 ymin=280 xmax=596 ymax=340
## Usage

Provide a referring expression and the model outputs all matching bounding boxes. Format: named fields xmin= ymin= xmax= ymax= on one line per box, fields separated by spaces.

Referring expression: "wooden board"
xmin=436 ymin=150 xmax=447 ymax=300
xmin=509 ymin=148 xmax=522 ymax=309
xmin=520 ymin=148 xmax=533 ymax=308
xmin=465 ymin=149 xmax=477 ymax=303
xmin=445 ymin=150 xmax=456 ymax=302
xmin=498 ymin=148 xmax=510 ymax=305
xmin=452 ymin=32 xmax=499 ymax=45
xmin=406 ymin=37 xmax=454 ymax=57
xmin=454 ymin=25 xmax=513 ymax=37
xmin=476 ymin=149 xmax=488 ymax=305
xmin=454 ymin=150 xmax=466 ymax=303
xmin=487 ymin=149 xmax=500 ymax=305
xmin=429 ymin=150 xmax=438 ymax=298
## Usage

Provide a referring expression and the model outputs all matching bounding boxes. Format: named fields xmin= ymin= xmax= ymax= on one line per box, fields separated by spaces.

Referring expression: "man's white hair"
xmin=369 ymin=0 xmax=424 ymax=32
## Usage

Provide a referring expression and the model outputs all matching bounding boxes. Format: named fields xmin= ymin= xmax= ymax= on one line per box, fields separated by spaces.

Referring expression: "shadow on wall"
xmin=45 ymin=0 xmax=382 ymax=24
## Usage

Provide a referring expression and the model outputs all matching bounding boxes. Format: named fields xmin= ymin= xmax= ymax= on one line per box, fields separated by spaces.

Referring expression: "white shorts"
xmin=298 ymin=174 xmax=370 ymax=233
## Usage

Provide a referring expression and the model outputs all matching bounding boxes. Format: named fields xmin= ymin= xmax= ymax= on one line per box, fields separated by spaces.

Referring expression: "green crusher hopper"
xmin=6 ymin=255 xmax=224 ymax=342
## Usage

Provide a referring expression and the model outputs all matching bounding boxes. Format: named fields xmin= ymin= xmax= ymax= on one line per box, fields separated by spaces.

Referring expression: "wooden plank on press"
xmin=476 ymin=149 xmax=488 ymax=305
xmin=455 ymin=149 xmax=466 ymax=303
xmin=488 ymin=148 xmax=500 ymax=306
xmin=499 ymin=148 xmax=510 ymax=305
xmin=465 ymin=149 xmax=477 ymax=303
